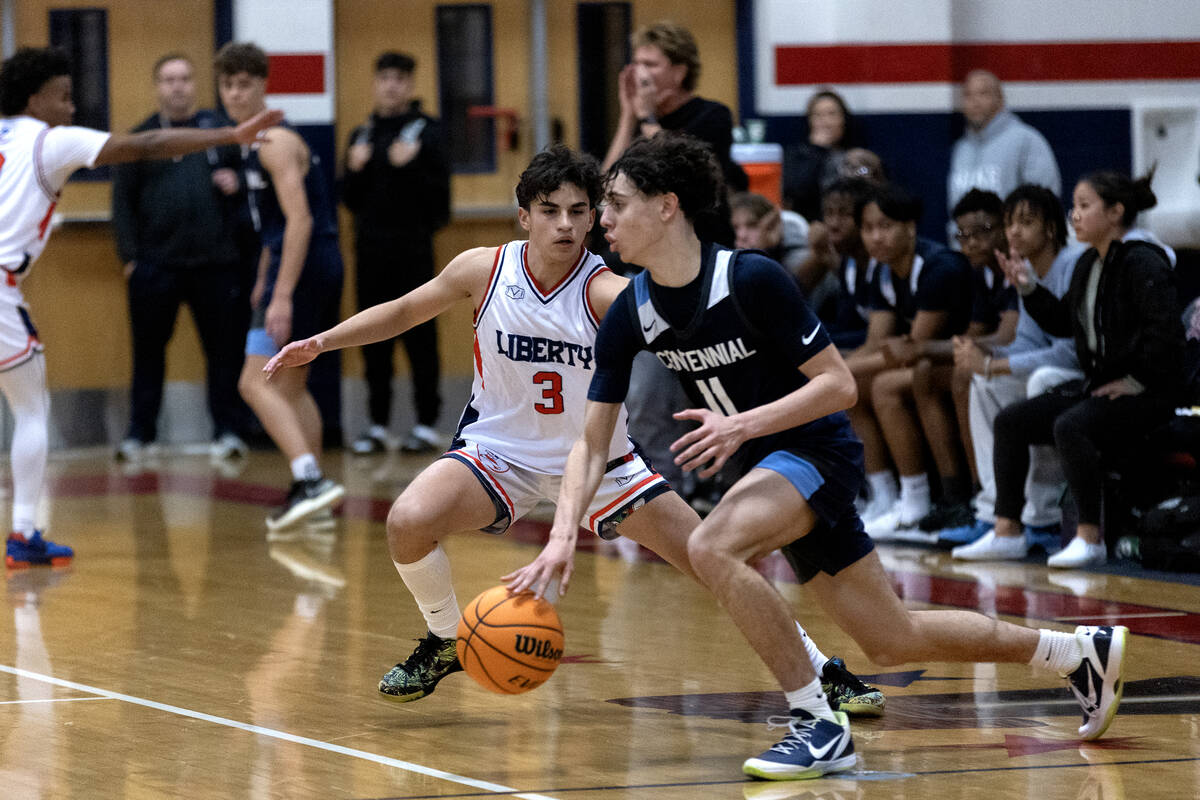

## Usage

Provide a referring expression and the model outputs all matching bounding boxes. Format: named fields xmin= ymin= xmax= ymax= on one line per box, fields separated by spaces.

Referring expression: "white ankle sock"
xmin=1030 ymin=629 xmax=1082 ymax=676
xmin=12 ymin=504 xmax=36 ymax=537
xmin=795 ymin=621 xmax=829 ymax=674
xmin=290 ymin=453 xmax=321 ymax=482
xmin=394 ymin=545 xmax=461 ymax=640
xmin=867 ymin=471 xmax=898 ymax=504
xmin=784 ymin=676 xmax=836 ymax=722
xmin=898 ymin=474 xmax=931 ymax=521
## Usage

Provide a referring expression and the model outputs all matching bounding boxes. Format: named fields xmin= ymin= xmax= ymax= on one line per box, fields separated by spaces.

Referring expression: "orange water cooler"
xmin=731 ymin=143 xmax=783 ymax=206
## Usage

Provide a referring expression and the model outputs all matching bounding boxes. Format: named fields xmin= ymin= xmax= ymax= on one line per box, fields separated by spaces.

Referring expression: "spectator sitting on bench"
xmin=955 ymin=171 xmax=1182 ymax=568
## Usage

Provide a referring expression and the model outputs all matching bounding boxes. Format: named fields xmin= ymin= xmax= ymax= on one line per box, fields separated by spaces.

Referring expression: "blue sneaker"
xmin=742 ymin=710 xmax=856 ymax=781
xmin=1025 ymin=523 xmax=1063 ymax=554
xmin=6 ymin=531 xmax=73 ymax=569
xmin=937 ymin=518 xmax=991 ymax=548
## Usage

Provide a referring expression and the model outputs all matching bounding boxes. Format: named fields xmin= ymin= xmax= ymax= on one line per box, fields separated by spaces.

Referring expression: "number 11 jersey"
xmin=588 ymin=243 xmax=861 ymax=480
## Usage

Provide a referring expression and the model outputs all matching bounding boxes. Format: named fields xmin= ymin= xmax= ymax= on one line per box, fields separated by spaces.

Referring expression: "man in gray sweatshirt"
xmin=946 ymin=70 xmax=1061 ymax=239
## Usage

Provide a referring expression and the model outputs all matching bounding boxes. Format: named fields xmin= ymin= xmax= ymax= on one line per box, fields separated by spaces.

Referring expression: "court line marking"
xmin=0 ymin=664 xmax=558 ymax=800
xmin=0 ymin=696 xmax=112 ymax=706
xmin=971 ymin=693 xmax=1200 ymax=708
xmin=355 ymin=756 xmax=1200 ymax=798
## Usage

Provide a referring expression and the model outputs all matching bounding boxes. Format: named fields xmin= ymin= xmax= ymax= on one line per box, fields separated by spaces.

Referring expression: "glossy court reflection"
xmin=0 ymin=451 xmax=1197 ymax=799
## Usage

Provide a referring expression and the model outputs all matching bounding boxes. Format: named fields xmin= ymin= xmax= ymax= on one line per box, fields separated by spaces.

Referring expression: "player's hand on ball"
xmin=503 ymin=527 xmax=577 ymax=599
xmin=670 ymin=407 xmax=745 ymax=478
xmin=263 ymin=337 xmax=323 ymax=378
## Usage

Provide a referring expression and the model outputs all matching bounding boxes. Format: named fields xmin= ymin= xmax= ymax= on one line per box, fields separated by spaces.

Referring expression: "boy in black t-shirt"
xmin=911 ymin=189 xmax=1018 ymax=534
xmin=842 ymin=184 xmax=974 ymax=533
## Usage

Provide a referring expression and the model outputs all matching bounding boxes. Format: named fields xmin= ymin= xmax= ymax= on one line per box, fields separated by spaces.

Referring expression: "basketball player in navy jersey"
xmin=264 ymin=145 xmax=883 ymax=714
xmin=215 ymin=43 xmax=345 ymax=531
xmin=507 ymin=134 xmax=1128 ymax=781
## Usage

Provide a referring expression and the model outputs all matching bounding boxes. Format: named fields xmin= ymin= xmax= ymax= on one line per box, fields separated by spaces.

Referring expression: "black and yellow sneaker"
xmin=378 ymin=631 xmax=463 ymax=702
xmin=821 ymin=657 xmax=885 ymax=717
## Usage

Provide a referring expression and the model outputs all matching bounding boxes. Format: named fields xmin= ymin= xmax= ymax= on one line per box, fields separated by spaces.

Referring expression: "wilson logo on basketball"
xmin=513 ymin=634 xmax=563 ymax=662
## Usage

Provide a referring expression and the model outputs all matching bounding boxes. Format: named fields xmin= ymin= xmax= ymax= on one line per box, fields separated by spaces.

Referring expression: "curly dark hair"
xmin=0 ymin=47 xmax=71 ymax=117
xmin=607 ymin=133 xmax=724 ymax=223
xmin=214 ymin=42 xmax=269 ymax=79
xmin=1003 ymin=184 xmax=1068 ymax=249
xmin=515 ymin=145 xmax=603 ymax=210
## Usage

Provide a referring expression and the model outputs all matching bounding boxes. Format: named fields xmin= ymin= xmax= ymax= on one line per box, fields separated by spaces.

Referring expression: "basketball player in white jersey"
xmin=264 ymin=146 xmax=884 ymax=712
xmin=0 ymin=47 xmax=279 ymax=568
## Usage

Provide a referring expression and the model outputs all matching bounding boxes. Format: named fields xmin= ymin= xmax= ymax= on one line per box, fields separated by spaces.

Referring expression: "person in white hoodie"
xmin=946 ymin=71 xmax=1061 ymax=239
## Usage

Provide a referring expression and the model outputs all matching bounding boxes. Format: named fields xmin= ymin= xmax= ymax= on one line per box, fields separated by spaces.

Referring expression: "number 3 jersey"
xmin=588 ymin=243 xmax=861 ymax=479
xmin=455 ymin=241 xmax=635 ymax=473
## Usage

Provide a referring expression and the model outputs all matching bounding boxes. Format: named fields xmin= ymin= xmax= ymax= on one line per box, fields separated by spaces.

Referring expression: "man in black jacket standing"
xmin=112 ymin=53 xmax=249 ymax=462
xmin=343 ymin=52 xmax=451 ymax=455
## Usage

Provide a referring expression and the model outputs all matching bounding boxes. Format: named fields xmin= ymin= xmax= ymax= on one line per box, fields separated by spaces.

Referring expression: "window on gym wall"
xmin=577 ymin=2 xmax=630 ymax=160
xmin=436 ymin=4 xmax=496 ymax=173
xmin=49 ymin=7 xmax=110 ymax=180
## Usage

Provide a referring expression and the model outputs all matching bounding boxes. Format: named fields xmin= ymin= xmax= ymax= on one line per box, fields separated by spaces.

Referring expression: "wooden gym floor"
xmin=1 ymin=448 xmax=1198 ymax=799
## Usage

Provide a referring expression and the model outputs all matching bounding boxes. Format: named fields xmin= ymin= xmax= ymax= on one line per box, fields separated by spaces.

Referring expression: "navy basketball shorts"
xmin=755 ymin=445 xmax=874 ymax=584
xmin=246 ymin=239 xmax=344 ymax=357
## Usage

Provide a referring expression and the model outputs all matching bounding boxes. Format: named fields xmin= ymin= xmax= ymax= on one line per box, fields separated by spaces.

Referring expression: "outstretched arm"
xmin=264 ymin=246 xmax=495 ymax=377
xmin=93 ymin=108 xmax=281 ymax=166
xmin=503 ymin=400 xmax=623 ymax=598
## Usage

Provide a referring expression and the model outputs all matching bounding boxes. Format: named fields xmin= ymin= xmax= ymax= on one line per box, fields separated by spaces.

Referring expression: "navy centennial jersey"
xmin=241 ymin=121 xmax=339 ymax=253
xmin=589 ymin=243 xmax=861 ymax=478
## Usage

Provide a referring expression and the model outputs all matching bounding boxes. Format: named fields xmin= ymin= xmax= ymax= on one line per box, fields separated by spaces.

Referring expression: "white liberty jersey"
xmin=457 ymin=241 xmax=634 ymax=473
xmin=0 ymin=117 xmax=109 ymax=299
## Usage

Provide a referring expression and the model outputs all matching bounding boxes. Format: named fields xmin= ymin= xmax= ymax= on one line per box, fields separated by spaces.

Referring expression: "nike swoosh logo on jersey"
xmin=802 ymin=324 xmax=821 ymax=345
xmin=642 ymin=320 xmax=656 ymax=332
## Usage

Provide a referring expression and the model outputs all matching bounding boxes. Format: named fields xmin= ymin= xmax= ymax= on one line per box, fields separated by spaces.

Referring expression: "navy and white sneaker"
xmin=742 ymin=709 xmax=856 ymax=781
xmin=1065 ymin=625 xmax=1128 ymax=740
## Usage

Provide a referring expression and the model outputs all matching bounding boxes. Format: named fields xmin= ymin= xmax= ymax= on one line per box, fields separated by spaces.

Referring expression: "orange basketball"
xmin=456 ymin=585 xmax=564 ymax=695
